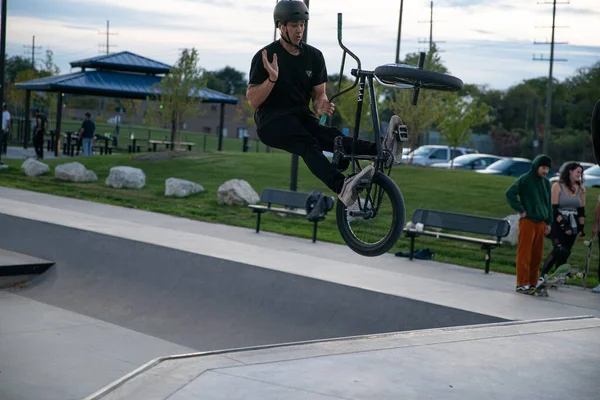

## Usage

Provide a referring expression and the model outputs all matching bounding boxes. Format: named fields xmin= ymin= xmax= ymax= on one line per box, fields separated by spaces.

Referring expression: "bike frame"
xmin=329 ymin=13 xmax=425 ymax=176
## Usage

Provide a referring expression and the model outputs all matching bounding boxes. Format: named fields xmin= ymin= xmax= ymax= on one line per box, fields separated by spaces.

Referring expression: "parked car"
xmin=476 ymin=158 xmax=533 ymax=177
xmin=402 ymin=145 xmax=477 ymax=166
xmin=431 ymin=153 xmax=503 ymax=170
xmin=579 ymin=165 xmax=600 ymax=188
xmin=549 ymin=161 xmax=596 ymax=183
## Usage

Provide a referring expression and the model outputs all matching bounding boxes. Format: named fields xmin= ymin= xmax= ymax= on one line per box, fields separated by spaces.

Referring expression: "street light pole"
xmin=395 ymin=0 xmax=404 ymax=63
xmin=289 ymin=0 xmax=310 ymax=192
xmin=0 ymin=0 xmax=8 ymax=109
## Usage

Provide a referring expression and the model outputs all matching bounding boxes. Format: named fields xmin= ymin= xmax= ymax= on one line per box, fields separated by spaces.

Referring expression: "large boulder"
xmin=217 ymin=179 xmax=259 ymax=206
xmin=21 ymin=158 xmax=50 ymax=177
xmin=55 ymin=162 xmax=97 ymax=182
xmin=105 ymin=166 xmax=146 ymax=189
xmin=503 ymin=213 xmax=520 ymax=245
xmin=165 ymin=178 xmax=205 ymax=198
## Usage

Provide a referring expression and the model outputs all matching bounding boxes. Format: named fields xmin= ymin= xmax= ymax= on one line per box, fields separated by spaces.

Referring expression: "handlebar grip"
xmin=319 ymin=114 xmax=328 ymax=126
xmin=337 ymin=13 xmax=342 ymax=41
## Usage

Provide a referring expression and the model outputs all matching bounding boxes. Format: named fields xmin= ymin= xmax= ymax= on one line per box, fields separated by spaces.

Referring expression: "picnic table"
xmin=148 ymin=139 xmax=195 ymax=152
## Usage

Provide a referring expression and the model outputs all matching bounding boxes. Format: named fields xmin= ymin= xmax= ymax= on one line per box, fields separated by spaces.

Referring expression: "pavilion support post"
xmin=24 ymin=90 xmax=31 ymax=149
xmin=55 ymin=93 xmax=63 ymax=157
xmin=218 ymin=103 xmax=225 ymax=152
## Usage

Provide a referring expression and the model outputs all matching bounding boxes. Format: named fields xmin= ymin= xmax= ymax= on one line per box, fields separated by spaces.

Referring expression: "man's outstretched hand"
xmin=262 ymin=49 xmax=278 ymax=82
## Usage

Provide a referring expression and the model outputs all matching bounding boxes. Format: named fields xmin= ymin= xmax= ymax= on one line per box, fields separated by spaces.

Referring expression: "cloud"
xmin=563 ymin=7 xmax=600 ymax=16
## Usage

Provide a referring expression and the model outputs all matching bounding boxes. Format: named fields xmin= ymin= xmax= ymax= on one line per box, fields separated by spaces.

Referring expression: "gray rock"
xmin=105 ymin=166 xmax=146 ymax=189
xmin=21 ymin=158 xmax=50 ymax=177
xmin=165 ymin=178 xmax=205 ymax=198
xmin=55 ymin=162 xmax=98 ymax=182
xmin=503 ymin=213 xmax=520 ymax=245
xmin=0 ymin=164 xmax=8 ymax=171
xmin=217 ymin=179 xmax=259 ymax=206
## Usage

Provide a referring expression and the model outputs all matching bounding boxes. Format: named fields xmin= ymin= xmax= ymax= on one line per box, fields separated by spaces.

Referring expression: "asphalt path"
xmin=0 ymin=213 xmax=506 ymax=351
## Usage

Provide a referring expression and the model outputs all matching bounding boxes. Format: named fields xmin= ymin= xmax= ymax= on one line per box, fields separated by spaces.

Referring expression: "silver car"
xmin=402 ymin=145 xmax=476 ymax=166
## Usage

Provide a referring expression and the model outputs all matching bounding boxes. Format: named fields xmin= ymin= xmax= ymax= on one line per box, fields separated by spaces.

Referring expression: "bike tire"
xmin=374 ymin=65 xmax=463 ymax=92
xmin=336 ymin=172 xmax=405 ymax=257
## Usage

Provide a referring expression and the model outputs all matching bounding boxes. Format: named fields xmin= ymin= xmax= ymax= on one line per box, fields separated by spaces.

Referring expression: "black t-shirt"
xmin=81 ymin=119 xmax=95 ymax=138
xmin=249 ymin=41 xmax=328 ymax=129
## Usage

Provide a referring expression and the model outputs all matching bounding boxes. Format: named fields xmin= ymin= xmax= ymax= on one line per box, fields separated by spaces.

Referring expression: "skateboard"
xmin=576 ymin=232 xmax=598 ymax=289
xmin=531 ymin=264 xmax=574 ymax=297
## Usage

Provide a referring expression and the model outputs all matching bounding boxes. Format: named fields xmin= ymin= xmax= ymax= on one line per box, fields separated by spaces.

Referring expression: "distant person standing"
xmin=33 ymin=109 xmax=47 ymax=159
xmin=1 ymin=103 xmax=10 ymax=154
xmin=505 ymin=154 xmax=553 ymax=294
xmin=79 ymin=113 xmax=95 ymax=156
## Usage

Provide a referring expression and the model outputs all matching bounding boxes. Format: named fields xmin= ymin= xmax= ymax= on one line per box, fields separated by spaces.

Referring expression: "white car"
xmin=402 ymin=145 xmax=476 ymax=166
xmin=431 ymin=154 xmax=503 ymax=170
xmin=579 ymin=165 xmax=600 ymax=188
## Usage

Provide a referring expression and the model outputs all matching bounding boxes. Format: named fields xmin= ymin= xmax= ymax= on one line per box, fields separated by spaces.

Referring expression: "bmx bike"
xmin=322 ymin=13 xmax=464 ymax=257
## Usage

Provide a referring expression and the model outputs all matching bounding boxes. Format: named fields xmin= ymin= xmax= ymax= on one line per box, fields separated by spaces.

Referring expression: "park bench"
xmin=403 ymin=208 xmax=511 ymax=274
xmin=248 ymin=188 xmax=333 ymax=243
xmin=149 ymin=139 xmax=195 ymax=152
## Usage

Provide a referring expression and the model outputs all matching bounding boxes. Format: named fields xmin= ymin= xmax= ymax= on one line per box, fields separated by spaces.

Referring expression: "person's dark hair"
xmin=85 ymin=112 xmax=91 ymax=118
xmin=559 ymin=162 xmax=584 ymax=191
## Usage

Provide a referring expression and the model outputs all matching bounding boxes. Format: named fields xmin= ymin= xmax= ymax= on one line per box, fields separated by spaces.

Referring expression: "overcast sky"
xmin=5 ymin=0 xmax=600 ymax=90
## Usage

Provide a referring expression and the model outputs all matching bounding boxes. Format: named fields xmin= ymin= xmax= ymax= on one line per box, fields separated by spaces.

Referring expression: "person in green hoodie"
xmin=505 ymin=154 xmax=553 ymax=293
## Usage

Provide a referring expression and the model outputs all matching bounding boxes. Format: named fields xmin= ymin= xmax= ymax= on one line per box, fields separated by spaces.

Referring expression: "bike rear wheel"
xmin=336 ymin=172 xmax=405 ymax=257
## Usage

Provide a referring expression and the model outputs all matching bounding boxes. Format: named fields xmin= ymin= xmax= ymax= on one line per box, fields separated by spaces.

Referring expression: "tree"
xmin=147 ymin=48 xmax=206 ymax=147
xmin=438 ymin=93 xmax=491 ymax=167
xmin=209 ymin=66 xmax=247 ymax=95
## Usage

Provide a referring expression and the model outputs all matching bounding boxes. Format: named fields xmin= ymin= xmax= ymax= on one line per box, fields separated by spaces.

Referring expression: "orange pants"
xmin=516 ymin=218 xmax=546 ymax=286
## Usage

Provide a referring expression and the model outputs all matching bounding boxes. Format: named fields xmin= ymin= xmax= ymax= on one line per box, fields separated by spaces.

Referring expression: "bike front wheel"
xmin=336 ymin=172 xmax=405 ymax=257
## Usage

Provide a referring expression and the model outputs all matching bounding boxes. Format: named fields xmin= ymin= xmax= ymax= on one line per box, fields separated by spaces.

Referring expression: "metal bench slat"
xmin=260 ymin=188 xmax=308 ymax=209
xmin=411 ymin=208 xmax=510 ymax=238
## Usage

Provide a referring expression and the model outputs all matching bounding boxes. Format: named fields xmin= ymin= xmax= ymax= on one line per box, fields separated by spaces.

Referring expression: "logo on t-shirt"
xmin=305 ymin=70 xmax=313 ymax=78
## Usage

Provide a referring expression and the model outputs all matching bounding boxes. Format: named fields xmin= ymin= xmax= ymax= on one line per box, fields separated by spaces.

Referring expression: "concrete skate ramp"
xmin=0 ymin=214 xmax=506 ymax=350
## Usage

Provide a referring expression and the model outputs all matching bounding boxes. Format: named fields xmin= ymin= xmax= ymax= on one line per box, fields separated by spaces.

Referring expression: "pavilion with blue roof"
xmin=16 ymin=51 xmax=239 ymax=156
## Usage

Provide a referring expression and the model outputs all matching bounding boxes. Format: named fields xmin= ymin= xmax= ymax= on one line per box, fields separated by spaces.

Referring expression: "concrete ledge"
xmin=85 ymin=316 xmax=600 ymax=400
xmin=0 ymin=248 xmax=54 ymax=278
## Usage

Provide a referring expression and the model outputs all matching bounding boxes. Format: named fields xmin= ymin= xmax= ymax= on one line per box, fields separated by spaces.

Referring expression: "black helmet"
xmin=274 ymin=0 xmax=309 ymax=28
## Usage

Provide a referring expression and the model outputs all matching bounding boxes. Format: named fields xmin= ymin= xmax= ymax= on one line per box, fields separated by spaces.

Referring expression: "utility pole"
xmin=395 ymin=0 xmax=404 ymax=63
xmin=23 ymin=35 xmax=42 ymax=69
xmin=98 ymin=20 xmax=118 ymax=55
xmin=0 ymin=0 xmax=7 ymax=110
xmin=533 ymin=0 xmax=569 ymax=155
xmin=418 ymin=1 xmax=444 ymax=52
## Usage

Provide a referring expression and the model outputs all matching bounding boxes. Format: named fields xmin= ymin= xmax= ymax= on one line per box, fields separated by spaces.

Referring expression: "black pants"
xmin=1 ymin=131 xmax=7 ymax=154
xmin=33 ymin=132 xmax=44 ymax=159
xmin=541 ymin=222 xmax=577 ymax=276
xmin=257 ymin=113 xmax=377 ymax=193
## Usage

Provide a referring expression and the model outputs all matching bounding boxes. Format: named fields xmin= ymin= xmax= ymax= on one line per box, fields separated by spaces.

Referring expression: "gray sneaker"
xmin=383 ymin=115 xmax=408 ymax=164
xmin=338 ymin=165 xmax=375 ymax=207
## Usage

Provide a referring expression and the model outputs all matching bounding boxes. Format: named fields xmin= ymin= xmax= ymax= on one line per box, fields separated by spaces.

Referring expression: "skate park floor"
xmin=0 ymin=187 xmax=598 ymax=400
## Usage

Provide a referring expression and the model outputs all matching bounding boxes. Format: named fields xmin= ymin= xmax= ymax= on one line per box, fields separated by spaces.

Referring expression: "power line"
xmin=532 ymin=0 xmax=569 ymax=156
xmin=98 ymin=20 xmax=118 ymax=55
xmin=23 ymin=35 xmax=42 ymax=69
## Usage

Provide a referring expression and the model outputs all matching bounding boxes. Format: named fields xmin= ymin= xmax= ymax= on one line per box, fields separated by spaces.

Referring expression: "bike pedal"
xmin=396 ymin=125 xmax=409 ymax=142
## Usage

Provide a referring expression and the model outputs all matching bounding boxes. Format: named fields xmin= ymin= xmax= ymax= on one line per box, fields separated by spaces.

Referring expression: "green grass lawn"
xmin=0 ymin=151 xmax=598 ymax=287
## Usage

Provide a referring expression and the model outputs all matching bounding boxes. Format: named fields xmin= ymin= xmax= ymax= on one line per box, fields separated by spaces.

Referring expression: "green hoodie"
xmin=505 ymin=154 xmax=553 ymax=224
